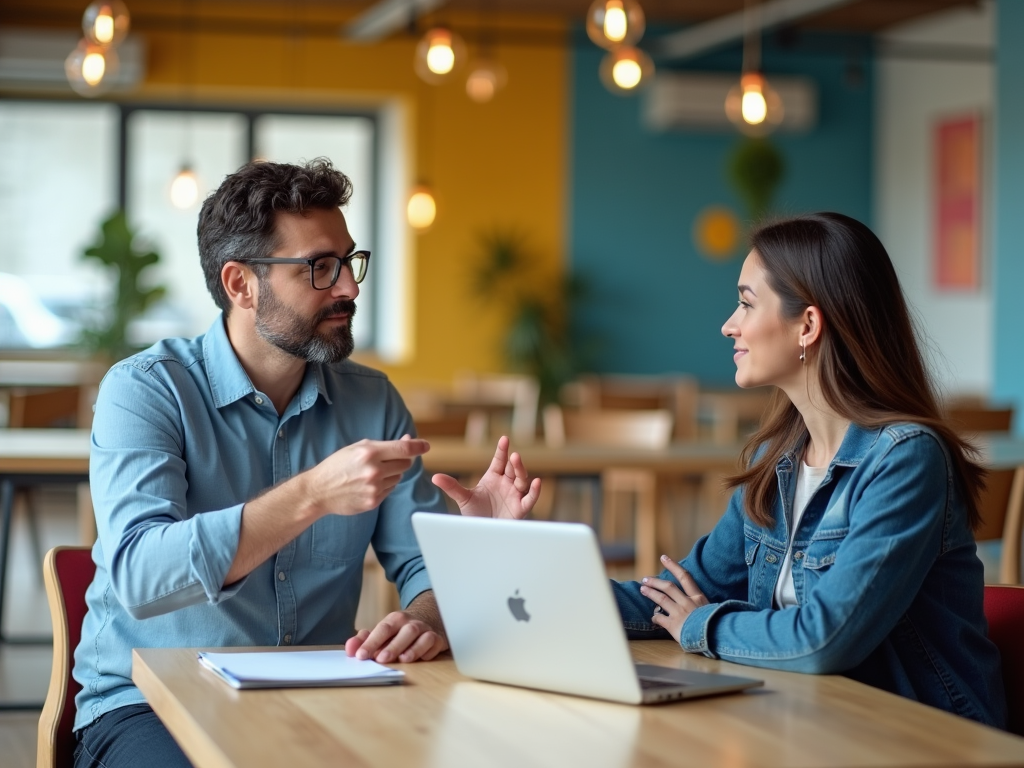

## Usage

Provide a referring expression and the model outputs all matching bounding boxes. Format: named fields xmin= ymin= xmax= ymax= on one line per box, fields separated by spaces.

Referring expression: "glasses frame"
xmin=239 ymin=250 xmax=371 ymax=289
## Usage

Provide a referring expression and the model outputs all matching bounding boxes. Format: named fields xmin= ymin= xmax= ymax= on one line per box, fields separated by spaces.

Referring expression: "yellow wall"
xmin=125 ymin=2 xmax=569 ymax=388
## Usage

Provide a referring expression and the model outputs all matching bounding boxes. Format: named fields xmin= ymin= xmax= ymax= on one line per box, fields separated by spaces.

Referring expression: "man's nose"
xmin=331 ymin=267 xmax=360 ymax=300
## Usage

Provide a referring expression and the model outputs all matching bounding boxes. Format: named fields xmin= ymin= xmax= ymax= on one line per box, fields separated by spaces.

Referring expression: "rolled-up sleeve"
xmin=91 ymin=361 xmax=246 ymax=619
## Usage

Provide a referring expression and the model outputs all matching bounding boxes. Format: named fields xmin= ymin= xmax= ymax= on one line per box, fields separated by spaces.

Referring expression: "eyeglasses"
xmin=240 ymin=250 xmax=370 ymax=290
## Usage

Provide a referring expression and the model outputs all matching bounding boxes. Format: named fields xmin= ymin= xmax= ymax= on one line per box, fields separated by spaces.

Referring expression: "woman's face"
xmin=721 ymin=251 xmax=804 ymax=389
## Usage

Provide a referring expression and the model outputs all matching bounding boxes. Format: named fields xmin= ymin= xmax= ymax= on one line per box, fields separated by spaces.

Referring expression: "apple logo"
xmin=507 ymin=589 xmax=530 ymax=622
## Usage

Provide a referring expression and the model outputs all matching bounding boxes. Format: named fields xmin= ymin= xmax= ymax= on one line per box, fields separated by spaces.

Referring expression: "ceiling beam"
xmin=650 ymin=0 xmax=858 ymax=62
xmin=344 ymin=0 xmax=449 ymax=43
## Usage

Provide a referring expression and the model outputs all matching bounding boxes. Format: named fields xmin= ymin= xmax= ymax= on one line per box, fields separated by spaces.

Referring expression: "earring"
xmin=799 ymin=341 xmax=806 ymax=363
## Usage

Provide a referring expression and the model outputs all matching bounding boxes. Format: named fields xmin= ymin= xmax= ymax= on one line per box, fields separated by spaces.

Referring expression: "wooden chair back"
xmin=975 ymin=467 xmax=1024 ymax=585
xmin=947 ymin=406 xmax=1014 ymax=435
xmin=38 ymin=546 xmax=95 ymax=768
xmin=984 ymin=584 xmax=1024 ymax=735
xmin=543 ymin=406 xmax=674 ymax=449
xmin=450 ymin=373 xmax=540 ymax=444
xmin=563 ymin=375 xmax=698 ymax=440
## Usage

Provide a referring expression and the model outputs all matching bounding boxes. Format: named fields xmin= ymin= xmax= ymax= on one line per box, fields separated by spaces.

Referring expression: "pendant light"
xmin=170 ymin=1 xmax=202 ymax=209
xmin=408 ymin=77 xmax=438 ymax=231
xmin=82 ymin=0 xmax=130 ymax=47
xmin=586 ymin=0 xmax=645 ymax=49
xmin=415 ymin=26 xmax=465 ymax=84
xmin=465 ymin=16 xmax=506 ymax=104
xmin=599 ymin=45 xmax=653 ymax=94
xmin=725 ymin=0 xmax=784 ymax=134
xmin=65 ymin=40 xmax=119 ymax=96
xmin=407 ymin=184 xmax=437 ymax=231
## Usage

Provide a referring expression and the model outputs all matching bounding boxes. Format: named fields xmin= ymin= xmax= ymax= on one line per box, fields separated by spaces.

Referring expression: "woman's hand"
xmin=639 ymin=555 xmax=710 ymax=643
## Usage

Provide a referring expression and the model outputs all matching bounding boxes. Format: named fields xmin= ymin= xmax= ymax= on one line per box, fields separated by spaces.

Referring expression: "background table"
xmin=133 ymin=640 xmax=1024 ymax=768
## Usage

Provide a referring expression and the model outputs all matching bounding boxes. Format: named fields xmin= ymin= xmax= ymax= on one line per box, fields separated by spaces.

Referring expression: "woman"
xmin=613 ymin=212 xmax=1006 ymax=727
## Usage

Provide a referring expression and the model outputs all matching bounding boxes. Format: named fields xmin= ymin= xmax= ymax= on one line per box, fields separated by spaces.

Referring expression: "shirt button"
xmin=765 ymin=553 xmax=778 ymax=564
xmin=794 ymin=551 xmax=804 ymax=560
xmin=278 ymin=429 xmax=284 ymax=439
xmin=283 ymin=634 xmax=292 ymax=645
xmin=278 ymin=571 xmax=287 ymax=582
xmin=254 ymin=396 xmax=264 ymax=405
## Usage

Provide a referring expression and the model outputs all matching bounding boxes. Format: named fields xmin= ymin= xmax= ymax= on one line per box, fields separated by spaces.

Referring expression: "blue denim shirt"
xmin=73 ymin=316 xmax=446 ymax=731
xmin=614 ymin=422 xmax=1007 ymax=728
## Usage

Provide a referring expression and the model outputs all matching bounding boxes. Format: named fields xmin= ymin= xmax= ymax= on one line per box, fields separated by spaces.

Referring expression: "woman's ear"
xmin=801 ymin=306 xmax=825 ymax=348
xmin=222 ymin=262 xmax=257 ymax=311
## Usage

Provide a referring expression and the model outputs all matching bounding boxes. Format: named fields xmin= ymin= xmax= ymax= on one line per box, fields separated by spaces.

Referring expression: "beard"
xmin=254 ymin=279 xmax=356 ymax=364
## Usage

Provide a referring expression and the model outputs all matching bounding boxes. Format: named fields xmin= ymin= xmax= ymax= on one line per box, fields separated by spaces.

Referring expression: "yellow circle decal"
xmin=693 ymin=206 xmax=742 ymax=261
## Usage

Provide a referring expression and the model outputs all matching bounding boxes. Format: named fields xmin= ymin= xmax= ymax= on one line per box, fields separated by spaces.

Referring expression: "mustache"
xmin=314 ymin=300 xmax=357 ymax=324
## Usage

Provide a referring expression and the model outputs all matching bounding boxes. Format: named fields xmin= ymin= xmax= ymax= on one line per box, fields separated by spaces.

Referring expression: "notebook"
xmin=197 ymin=650 xmax=405 ymax=689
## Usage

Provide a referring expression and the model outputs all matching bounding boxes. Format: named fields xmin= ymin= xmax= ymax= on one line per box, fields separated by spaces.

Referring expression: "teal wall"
xmin=568 ymin=32 xmax=874 ymax=385
xmin=993 ymin=0 xmax=1024 ymax=435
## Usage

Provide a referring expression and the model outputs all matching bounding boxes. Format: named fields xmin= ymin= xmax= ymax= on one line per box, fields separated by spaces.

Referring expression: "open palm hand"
xmin=431 ymin=436 xmax=541 ymax=520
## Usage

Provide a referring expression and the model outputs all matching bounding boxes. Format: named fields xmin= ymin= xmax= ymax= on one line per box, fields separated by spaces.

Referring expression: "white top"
xmin=774 ymin=461 xmax=829 ymax=609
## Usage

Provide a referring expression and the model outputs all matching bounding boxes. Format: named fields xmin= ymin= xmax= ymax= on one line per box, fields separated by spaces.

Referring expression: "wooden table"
xmin=133 ymin=640 xmax=1024 ymax=768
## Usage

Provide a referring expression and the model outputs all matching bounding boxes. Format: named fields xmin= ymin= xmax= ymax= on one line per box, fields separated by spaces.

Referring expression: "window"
xmin=0 ymin=100 xmax=381 ymax=351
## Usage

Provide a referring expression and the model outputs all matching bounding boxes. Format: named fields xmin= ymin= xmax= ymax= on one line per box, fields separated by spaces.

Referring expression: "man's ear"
xmin=222 ymin=262 xmax=257 ymax=311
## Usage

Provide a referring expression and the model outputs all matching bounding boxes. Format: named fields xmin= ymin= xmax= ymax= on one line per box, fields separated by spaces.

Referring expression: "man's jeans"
xmin=74 ymin=703 xmax=192 ymax=768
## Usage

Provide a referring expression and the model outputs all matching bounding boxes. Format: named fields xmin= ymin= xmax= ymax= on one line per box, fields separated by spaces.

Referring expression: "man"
xmin=73 ymin=158 xmax=541 ymax=768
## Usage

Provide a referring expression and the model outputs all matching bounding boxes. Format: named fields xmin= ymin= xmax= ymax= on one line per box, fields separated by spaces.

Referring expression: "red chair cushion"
xmin=984 ymin=585 xmax=1024 ymax=735
xmin=54 ymin=548 xmax=96 ymax=766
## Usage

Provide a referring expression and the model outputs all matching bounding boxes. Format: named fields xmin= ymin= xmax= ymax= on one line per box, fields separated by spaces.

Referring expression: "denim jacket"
xmin=613 ymin=422 xmax=1007 ymax=728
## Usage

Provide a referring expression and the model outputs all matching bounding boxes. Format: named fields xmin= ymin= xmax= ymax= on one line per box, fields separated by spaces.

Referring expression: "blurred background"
xmin=3 ymin=2 xmax=1024 ymax=760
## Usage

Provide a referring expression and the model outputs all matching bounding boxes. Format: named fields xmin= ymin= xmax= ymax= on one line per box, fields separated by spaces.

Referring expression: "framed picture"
xmin=934 ymin=113 xmax=982 ymax=290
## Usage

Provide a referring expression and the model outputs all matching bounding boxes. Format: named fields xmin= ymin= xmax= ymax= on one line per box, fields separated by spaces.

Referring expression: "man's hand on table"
xmin=345 ymin=590 xmax=448 ymax=663
xmin=431 ymin=436 xmax=542 ymax=520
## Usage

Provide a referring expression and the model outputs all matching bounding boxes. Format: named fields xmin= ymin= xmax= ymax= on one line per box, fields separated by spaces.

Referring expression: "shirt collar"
xmin=203 ymin=315 xmax=256 ymax=409
xmin=202 ymin=314 xmax=333 ymax=411
xmin=778 ymin=422 xmax=883 ymax=471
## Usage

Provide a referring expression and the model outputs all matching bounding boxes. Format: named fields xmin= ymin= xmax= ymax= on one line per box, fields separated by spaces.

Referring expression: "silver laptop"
xmin=412 ymin=513 xmax=763 ymax=705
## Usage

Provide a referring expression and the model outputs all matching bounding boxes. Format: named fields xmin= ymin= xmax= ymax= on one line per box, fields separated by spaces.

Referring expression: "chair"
xmin=38 ymin=545 xmax=95 ymax=768
xmin=543 ymin=405 xmax=674 ymax=577
xmin=975 ymin=467 xmax=1024 ymax=585
xmin=946 ymin=405 xmax=1014 ymax=435
xmin=562 ymin=374 xmax=699 ymax=440
xmin=450 ymin=372 xmax=540 ymax=444
xmin=983 ymin=584 xmax=1024 ymax=735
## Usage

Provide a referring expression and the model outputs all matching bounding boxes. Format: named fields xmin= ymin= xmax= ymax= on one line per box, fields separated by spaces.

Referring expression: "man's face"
xmin=253 ymin=208 xmax=360 ymax=364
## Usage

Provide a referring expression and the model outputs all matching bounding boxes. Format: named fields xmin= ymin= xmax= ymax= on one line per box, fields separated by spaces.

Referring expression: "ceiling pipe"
xmin=650 ymin=0 xmax=858 ymax=62
xmin=344 ymin=0 xmax=450 ymax=42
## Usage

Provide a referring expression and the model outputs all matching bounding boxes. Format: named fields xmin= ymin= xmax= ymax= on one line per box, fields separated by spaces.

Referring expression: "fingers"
xmin=432 ymin=474 xmax=474 ymax=506
xmin=486 ymin=436 xmax=511 ymax=476
xmin=508 ymin=451 xmax=531 ymax=493
xmin=641 ymin=575 xmax=689 ymax=607
xmin=375 ymin=622 xmax=423 ymax=663
xmin=372 ymin=438 xmax=431 ymax=460
xmin=519 ymin=477 xmax=543 ymax=515
xmin=344 ymin=629 xmax=370 ymax=657
xmin=354 ymin=615 xmax=401 ymax=660
xmin=659 ymin=556 xmax=708 ymax=606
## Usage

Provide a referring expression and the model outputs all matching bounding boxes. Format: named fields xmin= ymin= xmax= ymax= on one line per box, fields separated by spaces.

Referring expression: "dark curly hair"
xmin=197 ymin=157 xmax=353 ymax=312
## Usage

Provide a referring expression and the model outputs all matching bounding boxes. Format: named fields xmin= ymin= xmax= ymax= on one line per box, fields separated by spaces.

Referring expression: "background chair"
xmin=543 ymin=405 xmax=674 ymax=577
xmin=983 ymin=584 xmax=1024 ymax=736
xmin=38 ymin=545 xmax=94 ymax=768
xmin=561 ymin=374 xmax=698 ymax=441
xmin=974 ymin=467 xmax=1024 ymax=585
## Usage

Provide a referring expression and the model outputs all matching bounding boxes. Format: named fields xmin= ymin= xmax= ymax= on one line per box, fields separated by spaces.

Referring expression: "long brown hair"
xmin=726 ymin=213 xmax=985 ymax=530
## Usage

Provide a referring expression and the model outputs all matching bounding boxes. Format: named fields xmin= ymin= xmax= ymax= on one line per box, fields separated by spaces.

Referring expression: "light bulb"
xmin=65 ymin=40 xmax=119 ymax=97
xmin=604 ymin=1 xmax=627 ymax=42
xmin=741 ymin=87 xmax=768 ymax=125
xmin=599 ymin=46 xmax=653 ymax=95
xmin=407 ymin=185 xmax=437 ymax=231
xmin=415 ymin=27 xmax=465 ymax=84
xmin=466 ymin=60 xmax=507 ymax=103
xmin=726 ymin=72 xmax=785 ymax=135
xmin=82 ymin=1 xmax=130 ymax=48
xmin=170 ymin=166 xmax=200 ymax=210
xmin=586 ymin=0 xmax=645 ymax=50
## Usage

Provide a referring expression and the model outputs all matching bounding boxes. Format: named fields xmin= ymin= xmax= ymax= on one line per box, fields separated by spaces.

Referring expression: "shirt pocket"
xmin=310 ymin=510 xmax=377 ymax=566
xmin=801 ymin=530 xmax=848 ymax=587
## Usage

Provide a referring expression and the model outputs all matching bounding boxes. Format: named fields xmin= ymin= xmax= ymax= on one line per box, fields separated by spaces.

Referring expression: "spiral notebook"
xmin=197 ymin=650 xmax=405 ymax=689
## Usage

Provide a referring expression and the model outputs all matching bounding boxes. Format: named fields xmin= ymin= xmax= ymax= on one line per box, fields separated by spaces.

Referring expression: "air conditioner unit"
xmin=643 ymin=71 xmax=817 ymax=133
xmin=0 ymin=28 xmax=145 ymax=91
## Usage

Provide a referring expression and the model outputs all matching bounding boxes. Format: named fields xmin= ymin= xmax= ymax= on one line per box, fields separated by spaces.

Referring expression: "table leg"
xmin=0 ymin=479 xmax=12 ymax=642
